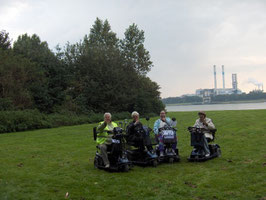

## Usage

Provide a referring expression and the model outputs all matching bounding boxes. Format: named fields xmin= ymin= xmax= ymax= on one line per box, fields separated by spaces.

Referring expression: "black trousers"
xmin=128 ymin=135 xmax=153 ymax=151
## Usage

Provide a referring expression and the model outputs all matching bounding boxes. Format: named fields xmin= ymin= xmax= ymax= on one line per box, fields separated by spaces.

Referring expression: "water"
xmin=166 ymin=102 xmax=266 ymax=112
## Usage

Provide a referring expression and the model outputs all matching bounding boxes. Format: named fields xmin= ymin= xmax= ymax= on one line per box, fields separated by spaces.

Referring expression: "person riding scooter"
xmin=154 ymin=110 xmax=177 ymax=157
xmin=126 ymin=111 xmax=153 ymax=154
xmin=193 ymin=111 xmax=215 ymax=157
xmin=126 ymin=111 xmax=158 ymax=166
xmin=96 ymin=112 xmax=118 ymax=168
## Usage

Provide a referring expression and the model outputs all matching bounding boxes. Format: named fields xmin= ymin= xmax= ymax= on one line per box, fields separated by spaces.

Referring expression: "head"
xmin=131 ymin=111 xmax=139 ymax=121
xmin=160 ymin=110 xmax=166 ymax=119
xmin=104 ymin=112 xmax=112 ymax=123
xmin=198 ymin=111 xmax=206 ymax=121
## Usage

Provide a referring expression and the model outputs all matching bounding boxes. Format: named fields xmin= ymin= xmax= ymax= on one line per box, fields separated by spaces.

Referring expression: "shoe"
xmin=105 ymin=164 xmax=110 ymax=168
xmin=172 ymin=149 xmax=176 ymax=155
xmin=205 ymin=153 xmax=210 ymax=157
xmin=148 ymin=150 xmax=155 ymax=156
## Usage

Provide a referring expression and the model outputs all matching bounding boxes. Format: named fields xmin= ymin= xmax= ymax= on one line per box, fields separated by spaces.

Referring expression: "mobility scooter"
xmin=156 ymin=118 xmax=180 ymax=163
xmin=187 ymin=126 xmax=221 ymax=162
xmin=93 ymin=126 xmax=132 ymax=172
xmin=125 ymin=118 xmax=159 ymax=167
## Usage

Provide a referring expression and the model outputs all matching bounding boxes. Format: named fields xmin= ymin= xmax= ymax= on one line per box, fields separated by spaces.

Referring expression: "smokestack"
xmin=214 ymin=65 xmax=217 ymax=92
xmin=232 ymin=74 xmax=237 ymax=91
xmin=222 ymin=65 xmax=225 ymax=89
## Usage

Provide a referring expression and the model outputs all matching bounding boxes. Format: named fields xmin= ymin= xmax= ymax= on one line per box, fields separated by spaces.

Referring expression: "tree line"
xmin=0 ymin=18 xmax=164 ymax=117
xmin=162 ymin=91 xmax=266 ymax=105
xmin=162 ymin=96 xmax=202 ymax=104
xmin=211 ymin=91 xmax=266 ymax=102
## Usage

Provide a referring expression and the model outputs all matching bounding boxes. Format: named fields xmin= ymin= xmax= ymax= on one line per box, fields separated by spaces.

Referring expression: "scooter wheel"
xmin=217 ymin=148 xmax=221 ymax=157
xmin=169 ymin=158 xmax=174 ymax=164
xmin=94 ymin=157 xmax=98 ymax=169
xmin=122 ymin=164 xmax=129 ymax=172
xmin=152 ymin=160 xmax=158 ymax=167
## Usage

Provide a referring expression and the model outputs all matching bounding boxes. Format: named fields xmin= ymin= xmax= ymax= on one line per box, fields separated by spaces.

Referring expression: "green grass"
xmin=0 ymin=110 xmax=266 ymax=200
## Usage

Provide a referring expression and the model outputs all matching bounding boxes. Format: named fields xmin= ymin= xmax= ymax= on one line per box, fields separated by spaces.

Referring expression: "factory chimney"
xmin=232 ymin=74 xmax=238 ymax=91
xmin=213 ymin=65 xmax=217 ymax=93
xmin=222 ymin=65 xmax=225 ymax=89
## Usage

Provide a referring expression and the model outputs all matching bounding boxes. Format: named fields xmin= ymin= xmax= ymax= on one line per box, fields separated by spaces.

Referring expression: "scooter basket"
xmin=161 ymin=129 xmax=177 ymax=143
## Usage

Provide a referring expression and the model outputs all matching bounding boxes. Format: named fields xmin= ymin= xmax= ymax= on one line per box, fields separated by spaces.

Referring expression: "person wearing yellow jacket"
xmin=97 ymin=112 xmax=118 ymax=168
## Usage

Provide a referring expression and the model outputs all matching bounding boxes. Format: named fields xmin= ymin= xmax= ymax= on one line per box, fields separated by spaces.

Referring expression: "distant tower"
xmin=232 ymin=74 xmax=238 ymax=91
xmin=222 ymin=65 xmax=225 ymax=89
xmin=213 ymin=65 xmax=217 ymax=94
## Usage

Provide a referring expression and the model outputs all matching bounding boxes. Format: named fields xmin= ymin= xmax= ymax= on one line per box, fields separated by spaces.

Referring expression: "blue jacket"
xmin=153 ymin=117 xmax=172 ymax=135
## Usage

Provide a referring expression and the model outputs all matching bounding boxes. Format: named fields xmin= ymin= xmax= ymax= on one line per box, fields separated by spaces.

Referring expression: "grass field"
xmin=0 ymin=110 xmax=266 ymax=200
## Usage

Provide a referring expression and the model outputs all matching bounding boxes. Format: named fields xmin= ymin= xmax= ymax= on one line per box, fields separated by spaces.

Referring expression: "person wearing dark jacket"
xmin=126 ymin=111 xmax=153 ymax=152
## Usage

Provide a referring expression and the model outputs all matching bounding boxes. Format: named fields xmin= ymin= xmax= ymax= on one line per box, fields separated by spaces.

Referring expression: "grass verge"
xmin=0 ymin=110 xmax=265 ymax=200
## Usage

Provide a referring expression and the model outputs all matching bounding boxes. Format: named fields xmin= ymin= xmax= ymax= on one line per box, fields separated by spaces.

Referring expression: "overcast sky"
xmin=1 ymin=0 xmax=266 ymax=98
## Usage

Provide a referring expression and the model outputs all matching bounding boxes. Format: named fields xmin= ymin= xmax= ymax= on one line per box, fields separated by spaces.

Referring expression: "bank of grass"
xmin=0 ymin=110 xmax=265 ymax=200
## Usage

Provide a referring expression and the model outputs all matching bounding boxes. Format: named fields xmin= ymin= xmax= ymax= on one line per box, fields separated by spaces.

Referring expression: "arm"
xmin=193 ymin=119 xmax=199 ymax=128
xmin=97 ymin=122 xmax=106 ymax=132
xmin=126 ymin=122 xmax=138 ymax=141
xmin=153 ymin=119 xmax=160 ymax=135
xmin=206 ymin=119 xmax=215 ymax=130
xmin=126 ymin=122 xmax=135 ymax=135
xmin=166 ymin=117 xmax=175 ymax=127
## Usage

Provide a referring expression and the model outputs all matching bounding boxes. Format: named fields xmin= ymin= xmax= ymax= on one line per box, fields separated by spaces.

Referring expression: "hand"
xmin=202 ymin=120 xmax=208 ymax=126
xmin=104 ymin=119 xmax=111 ymax=124
xmin=134 ymin=120 xmax=139 ymax=125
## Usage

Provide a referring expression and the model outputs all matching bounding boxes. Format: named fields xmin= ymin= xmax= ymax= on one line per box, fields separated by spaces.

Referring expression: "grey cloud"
xmin=1 ymin=0 xmax=266 ymax=97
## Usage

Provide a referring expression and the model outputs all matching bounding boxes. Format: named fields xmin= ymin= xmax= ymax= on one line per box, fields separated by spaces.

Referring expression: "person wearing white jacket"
xmin=193 ymin=111 xmax=215 ymax=157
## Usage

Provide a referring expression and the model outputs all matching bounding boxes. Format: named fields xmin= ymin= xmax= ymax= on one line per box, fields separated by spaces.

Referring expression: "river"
xmin=165 ymin=102 xmax=266 ymax=112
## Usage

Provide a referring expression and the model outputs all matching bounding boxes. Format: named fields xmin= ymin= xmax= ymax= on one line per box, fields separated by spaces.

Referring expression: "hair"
xmin=160 ymin=110 xmax=167 ymax=114
xmin=198 ymin=111 xmax=206 ymax=116
xmin=104 ymin=112 xmax=112 ymax=118
xmin=131 ymin=111 xmax=139 ymax=117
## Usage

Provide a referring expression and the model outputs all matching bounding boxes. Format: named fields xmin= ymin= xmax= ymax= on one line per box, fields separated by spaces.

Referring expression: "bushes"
xmin=0 ymin=110 xmax=147 ymax=134
xmin=0 ymin=109 xmax=159 ymax=134
xmin=0 ymin=110 xmax=51 ymax=133
xmin=0 ymin=98 xmax=14 ymax=111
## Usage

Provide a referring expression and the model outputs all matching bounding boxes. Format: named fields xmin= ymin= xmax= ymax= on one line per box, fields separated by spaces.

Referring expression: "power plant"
xmin=195 ymin=65 xmax=242 ymax=103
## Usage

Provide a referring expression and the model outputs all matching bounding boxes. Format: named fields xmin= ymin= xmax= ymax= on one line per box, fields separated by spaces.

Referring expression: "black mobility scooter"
xmin=187 ymin=127 xmax=221 ymax=162
xmin=93 ymin=127 xmax=131 ymax=172
xmin=156 ymin=118 xmax=180 ymax=163
xmin=125 ymin=118 xmax=158 ymax=167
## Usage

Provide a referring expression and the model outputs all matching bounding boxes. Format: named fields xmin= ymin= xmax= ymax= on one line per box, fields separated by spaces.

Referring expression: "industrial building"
xmin=195 ymin=65 xmax=242 ymax=103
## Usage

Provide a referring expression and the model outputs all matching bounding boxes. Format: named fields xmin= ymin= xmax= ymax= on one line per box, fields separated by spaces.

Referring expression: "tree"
xmin=13 ymin=34 xmax=68 ymax=112
xmin=60 ymin=18 xmax=164 ymax=114
xmin=0 ymin=30 xmax=12 ymax=50
xmin=0 ymin=49 xmax=41 ymax=109
xmin=61 ymin=18 xmax=133 ymax=113
xmin=89 ymin=18 xmax=119 ymax=48
xmin=120 ymin=24 xmax=153 ymax=75
xmin=1 ymin=19 xmax=164 ymax=115
xmin=133 ymin=76 xmax=164 ymax=114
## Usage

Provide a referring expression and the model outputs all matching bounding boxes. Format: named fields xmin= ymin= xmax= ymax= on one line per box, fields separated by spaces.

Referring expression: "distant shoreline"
xmin=165 ymin=99 xmax=266 ymax=106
